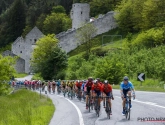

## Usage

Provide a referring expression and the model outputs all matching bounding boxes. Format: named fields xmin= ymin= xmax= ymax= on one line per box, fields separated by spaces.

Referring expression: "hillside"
xmin=0 ymin=0 xmax=121 ymax=49
xmin=66 ymin=0 xmax=165 ymax=92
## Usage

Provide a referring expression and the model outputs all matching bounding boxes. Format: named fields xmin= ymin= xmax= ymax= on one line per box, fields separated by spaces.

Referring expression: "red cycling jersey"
xmin=92 ymin=84 xmax=102 ymax=91
xmin=85 ymin=80 xmax=93 ymax=87
xmin=76 ymin=82 xmax=83 ymax=87
xmin=102 ymin=84 xmax=112 ymax=93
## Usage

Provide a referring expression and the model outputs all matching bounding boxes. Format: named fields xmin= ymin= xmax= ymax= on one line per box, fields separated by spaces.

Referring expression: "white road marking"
xmin=57 ymin=95 xmax=84 ymax=125
xmin=115 ymin=96 xmax=165 ymax=109
xmin=113 ymin=89 xmax=165 ymax=94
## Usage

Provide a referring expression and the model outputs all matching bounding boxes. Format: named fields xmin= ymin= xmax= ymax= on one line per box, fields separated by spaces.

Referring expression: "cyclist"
xmin=57 ymin=79 xmax=61 ymax=93
xmin=120 ymin=76 xmax=135 ymax=115
xmin=85 ymin=77 xmax=93 ymax=109
xmin=81 ymin=80 xmax=86 ymax=100
xmin=52 ymin=80 xmax=56 ymax=94
xmin=92 ymin=80 xmax=102 ymax=109
xmin=48 ymin=81 xmax=51 ymax=94
xmin=62 ymin=80 xmax=66 ymax=90
xmin=102 ymin=80 xmax=114 ymax=115
xmin=75 ymin=80 xmax=83 ymax=98
xmin=96 ymin=78 xmax=103 ymax=86
xmin=68 ymin=81 xmax=74 ymax=97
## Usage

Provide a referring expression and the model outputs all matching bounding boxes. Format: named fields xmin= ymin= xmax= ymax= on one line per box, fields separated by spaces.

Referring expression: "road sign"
xmin=137 ymin=73 xmax=145 ymax=81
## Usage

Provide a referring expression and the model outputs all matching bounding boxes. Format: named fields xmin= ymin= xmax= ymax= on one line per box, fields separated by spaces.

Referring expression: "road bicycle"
xmin=63 ymin=88 xmax=67 ymax=97
xmin=125 ymin=95 xmax=135 ymax=120
xmin=103 ymin=96 xmax=111 ymax=119
xmin=57 ymin=85 xmax=61 ymax=94
xmin=94 ymin=96 xmax=100 ymax=117
xmin=88 ymin=94 xmax=93 ymax=112
xmin=77 ymin=89 xmax=82 ymax=101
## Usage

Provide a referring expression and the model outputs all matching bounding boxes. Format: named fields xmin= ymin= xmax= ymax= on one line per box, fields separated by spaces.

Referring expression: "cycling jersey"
xmin=57 ymin=81 xmax=61 ymax=86
xmin=120 ymin=81 xmax=134 ymax=90
xmin=81 ymin=83 xmax=85 ymax=91
xmin=68 ymin=82 xmax=73 ymax=87
xmin=98 ymin=82 xmax=103 ymax=86
xmin=85 ymin=81 xmax=93 ymax=87
xmin=76 ymin=82 xmax=82 ymax=87
xmin=102 ymin=84 xmax=112 ymax=93
xmin=52 ymin=82 xmax=56 ymax=86
xmin=92 ymin=84 xmax=102 ymax=91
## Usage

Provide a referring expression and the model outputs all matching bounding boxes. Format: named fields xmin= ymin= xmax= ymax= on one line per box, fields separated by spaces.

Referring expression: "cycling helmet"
xmin=96 ymin=78 xmax=100 ymax=82
xmin=104 ymin=80 xmax=108 ymax=84
xmin=88 ymin=77 xmax=93 ymax=81
xmin=93 ymin=80 xmax=98 ymax=84
xmin=123 ymin=76 xmax=129 ymax=81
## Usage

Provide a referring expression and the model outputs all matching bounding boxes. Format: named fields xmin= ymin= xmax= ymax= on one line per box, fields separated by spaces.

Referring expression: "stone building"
xmin=3 ymin=27 xmax=44 ymax=73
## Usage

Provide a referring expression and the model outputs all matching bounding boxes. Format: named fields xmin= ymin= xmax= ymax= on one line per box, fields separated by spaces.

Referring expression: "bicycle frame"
xmin=125 ymin=95 xmax=132 ymax=120
xmin=94 ymin=96 xmax=100 ymax=117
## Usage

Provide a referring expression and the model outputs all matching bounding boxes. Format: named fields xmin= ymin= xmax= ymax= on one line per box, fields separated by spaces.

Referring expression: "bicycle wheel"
xmin=97 ymin=98 xmax=100 ymax=117
xmin=91 ymin=98 xmax=93 ymax=110
xmin=106 ymin=99 xmax=110 ymax=119
xmin=71 ymin=90 xmax=73 ymax=100
xmin=108 ymin=107 xmax=111 ymax=119
xmin=78 ymin=91 xmax=81 ymax=101
xmin=125 ymin=103 xmax=128 ymax=119
xmin=128 ymin=105 xmax=130 ymax=120
xmin=97 ymin=107 xmax=100 ymax=117
xmin=88 ymin=96 xmax=90 ymax=112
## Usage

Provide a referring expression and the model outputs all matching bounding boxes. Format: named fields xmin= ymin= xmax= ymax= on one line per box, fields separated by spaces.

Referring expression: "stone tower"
xmin=70 ymin=3 xmax=90 ymax=30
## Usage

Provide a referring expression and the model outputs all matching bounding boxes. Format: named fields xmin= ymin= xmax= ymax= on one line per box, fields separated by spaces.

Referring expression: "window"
xmin=81 ymin=11 xmax=83 ymax=14
xmin=34 ymin=39 xmax=37 ymax=43
xmin=20 ymin=51 xmax=22 ymax=53
xmin=19 ymin=45 xmax=20 ymax=47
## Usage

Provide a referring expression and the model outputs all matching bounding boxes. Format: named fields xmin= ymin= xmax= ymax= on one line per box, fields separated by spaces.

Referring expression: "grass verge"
xmin=112 ymin=79 xmax=165 ymax=92
xmin=0 ymin=89 xmax=55 ymax=125
xmin=14 ymin=73 xmax=28 ymax=78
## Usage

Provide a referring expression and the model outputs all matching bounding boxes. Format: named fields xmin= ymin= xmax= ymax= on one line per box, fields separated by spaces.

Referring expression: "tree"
xmin=142 ymin=0 xmax=165 ymax=30
xmin=0 ymin=0 xmax=26 ymax=47
xmin=51 ymin=5 xmax=66 ymax=13
xmin=76 ymin=23 xmax=97 ymax=58
xmin=31 ymin=34 xmax=68 ymax=80
xmin=36 ymin=13 xmax=47 ymax=32
xmin=115 ymin=0 xmax=134 ymax=32
xmin=0 ymin=55 xmax=16 ymax=95
xmin=43 ymin=13 xmax=71 ymax=35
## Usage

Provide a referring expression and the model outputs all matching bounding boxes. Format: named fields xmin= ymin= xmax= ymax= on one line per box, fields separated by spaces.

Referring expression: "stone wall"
xmin=2 ymin=50 xmax=25 ymax=73
xmin=57 ymin=11 xmax=117 ymax=53
xmin=12 ymin=37 xmax=25 ymax=60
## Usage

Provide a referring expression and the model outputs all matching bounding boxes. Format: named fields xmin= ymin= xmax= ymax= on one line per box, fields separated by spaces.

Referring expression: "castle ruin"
xmin=2 ymin=3 xmax=117 ymax=73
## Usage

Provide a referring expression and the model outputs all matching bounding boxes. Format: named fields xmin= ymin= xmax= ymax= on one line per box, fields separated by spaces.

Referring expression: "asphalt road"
xmin=46 ymin=89 xmax=165 ymax=125
xmin=15 ymin=75 xmax=33 ymax=81
xmin=17 ymin=76 xmax=165 ymax=125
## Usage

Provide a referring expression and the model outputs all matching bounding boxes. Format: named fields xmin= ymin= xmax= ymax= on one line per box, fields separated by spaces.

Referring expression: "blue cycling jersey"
xmin=81 ymin=83 xmax=85 ymax=90
xmin=57 ymin=81 xmax=61 ymax=86
xmin=120 ymin=81 xmax=134 ymax=90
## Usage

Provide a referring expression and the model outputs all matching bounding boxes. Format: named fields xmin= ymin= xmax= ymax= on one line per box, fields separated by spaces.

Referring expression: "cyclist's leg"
xmin=86 ymin=87 xmax=90 ymax=106
xmin=127 ymin=90 xmax=132 ymax=106
xmin=98 ymin=91 xmax=101 ymax=107
xmin=103 ymin=92 xmax=106 ymax=107
xmin=107 ymin=92 xmax=111 ymax=108
xmin=122 ymin=89 xmax=127 ymax=107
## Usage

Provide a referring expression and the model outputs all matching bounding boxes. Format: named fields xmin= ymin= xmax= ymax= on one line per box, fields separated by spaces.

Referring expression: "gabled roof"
xmin=12 ymin=36 xmax=24 ymax=45
xmin=25 ymin=26 xmax=43 ymax=38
